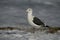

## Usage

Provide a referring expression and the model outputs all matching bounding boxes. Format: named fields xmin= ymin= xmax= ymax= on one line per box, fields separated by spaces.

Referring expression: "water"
xmin=0 ymin=30 xmax=60 ymax=40
xmin=0 ymin=0 xmax=60 ymax=40
xmin=0 ymin=4 xmax=60 ymax=26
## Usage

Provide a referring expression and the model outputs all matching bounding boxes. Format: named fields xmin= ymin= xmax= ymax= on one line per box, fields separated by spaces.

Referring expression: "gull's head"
xmin=26 ymin=8 xmax=32 ymax=13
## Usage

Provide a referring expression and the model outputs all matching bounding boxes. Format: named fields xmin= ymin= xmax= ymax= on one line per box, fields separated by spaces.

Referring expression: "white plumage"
xmin=26 ymin=8 xmax=45 ymax=28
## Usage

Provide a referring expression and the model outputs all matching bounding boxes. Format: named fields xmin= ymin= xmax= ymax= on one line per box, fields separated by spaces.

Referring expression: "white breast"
xmin=27 ymin=14 xmax=41 ymax=28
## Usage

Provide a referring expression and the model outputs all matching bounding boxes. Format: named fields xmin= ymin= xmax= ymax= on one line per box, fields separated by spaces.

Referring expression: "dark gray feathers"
xmin=33 ymin=17 xmax=45 ymax=26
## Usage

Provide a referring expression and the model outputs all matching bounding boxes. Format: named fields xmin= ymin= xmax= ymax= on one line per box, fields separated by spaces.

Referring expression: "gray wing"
xmin=33 ymin=17 xmax=45 ymax=26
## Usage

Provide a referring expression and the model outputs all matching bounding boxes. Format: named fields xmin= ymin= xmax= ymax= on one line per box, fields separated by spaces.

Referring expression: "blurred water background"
xmin=0 ymin=0 xmax=60 ymax=40
xmin=0 ymin=0 xmax=60 ymax=27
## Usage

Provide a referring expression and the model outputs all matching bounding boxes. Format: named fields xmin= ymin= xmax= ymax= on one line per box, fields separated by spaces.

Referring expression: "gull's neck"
xmin=28 ymin=11 xmax=32 ymax=15
xmin=27 ymin=11 xmax=33 ymax=18
xmin=27 ymin=11 xmax=33 ymax=21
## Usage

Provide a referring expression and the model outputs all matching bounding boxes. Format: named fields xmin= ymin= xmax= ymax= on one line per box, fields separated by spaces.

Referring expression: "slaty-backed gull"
xmin=26 ymin=8 xmax=45 ymax=28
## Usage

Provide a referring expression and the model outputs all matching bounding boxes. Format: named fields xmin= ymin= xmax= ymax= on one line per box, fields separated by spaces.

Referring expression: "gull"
xmin=26 ymin=8 xmax=45 ymax=28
